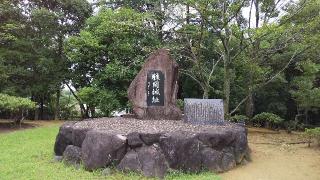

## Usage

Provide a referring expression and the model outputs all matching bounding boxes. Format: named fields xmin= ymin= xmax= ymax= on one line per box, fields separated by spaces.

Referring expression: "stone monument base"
xmin=54 ymin=117 xmax=250 ymax=178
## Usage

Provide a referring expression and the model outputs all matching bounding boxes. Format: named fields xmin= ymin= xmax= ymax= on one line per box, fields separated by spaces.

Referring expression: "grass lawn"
xmin=0 ymin=125 xmax=220 ymax=180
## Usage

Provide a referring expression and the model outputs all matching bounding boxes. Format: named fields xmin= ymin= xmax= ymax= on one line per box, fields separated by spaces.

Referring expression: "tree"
xmin=0 ymin=93 xmax=36 ymax=125
xmin=291 ymin=61 xmax=320 ymax=124
xmin=0 ymin=0 xmax=92 ymax=120
xmin=64 ymin=7 xmax=161 ymax=117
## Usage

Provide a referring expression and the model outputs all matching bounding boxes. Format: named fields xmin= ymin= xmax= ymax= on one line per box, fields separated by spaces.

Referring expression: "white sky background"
xmin=87 ymin=0 xmax=295 ymax=31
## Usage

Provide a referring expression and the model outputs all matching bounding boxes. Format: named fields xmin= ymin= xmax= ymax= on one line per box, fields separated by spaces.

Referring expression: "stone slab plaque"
xmin=184 ymin=98 xmax=224 ymax=125
xmin=146 ymin=70 xmax=164 ymax=106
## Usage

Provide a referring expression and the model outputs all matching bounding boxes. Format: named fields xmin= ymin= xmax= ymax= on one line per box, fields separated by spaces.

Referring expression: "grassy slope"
xmin=0 ymin=125 xmax=220 ymax=180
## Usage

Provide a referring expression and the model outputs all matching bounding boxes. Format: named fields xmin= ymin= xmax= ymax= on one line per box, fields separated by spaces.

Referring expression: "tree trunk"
xmin=40 ymin=97 xmax=44 ymax=120
xmin=65 ymin=83 xmax=89 ymax=119
xmin=90 ymin=106 xmax=95 ymax=118
xmin=186 ymin=4 xmax=190 ymax=25
xmin=54 ymin=89 xmax=61 ymax=120
xmin=246 ymin=88 xmax=254 ymax=118
xmin=34 ymin=103 xmax=39 ymax=120
xmin=223 ymin=59 xmax=231 ymax=115
xmin=304 ymin=109 xmax=309 ymax=125
xmin=203 ymin=86 xmax=209 ymax=99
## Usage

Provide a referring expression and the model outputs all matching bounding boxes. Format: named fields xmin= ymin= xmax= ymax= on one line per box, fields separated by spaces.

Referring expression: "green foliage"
xmin=291 ymin=61 xmax=320 ymax=110
xmin=304 ymin=128 xmax=320 ymax=147
xmin=53 ymin=91 xmax=80 ymax=120
xmin=0 ymin=0 xmax=320 ymax=125
xmin=230 ymin=115 xmax=249 ymax=123
xmin=176 ymin=99 xmax=184 ymax=111
xmin=65 ymin=7 xmax=161 ymax=116
xmin=78 ymin=87 xmax=121 ymax=117
xmin=252 ymin=112 xmax=284 ymax=129
xmin=0 ymin=93 xmax=36 ymax=112
xmin=284 ymin=120 xmax=304 ymax=133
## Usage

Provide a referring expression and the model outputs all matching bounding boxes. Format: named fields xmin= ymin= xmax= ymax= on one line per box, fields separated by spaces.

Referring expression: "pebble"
xmin=72 ymin=117 xmax=241 ymax=134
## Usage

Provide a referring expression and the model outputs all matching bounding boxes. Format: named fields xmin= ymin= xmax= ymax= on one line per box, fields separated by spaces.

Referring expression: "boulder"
xmin=159 ymin=128 xmax=249 ymax=172
xmin=72 ymin=127 xmax=90 ymax=147
xmin=81 ymin=130 xmax=127 ymax=171
xmin=196 ymin=130 xmax=236 ymax=150
xmin=159 ymin=131 xmax=204 ymax=172
xmin=63 ymin=145 xmax=82 ymax=165
xmin=201 ymin=148 xmax=223 ymax=172
xmin=54 ymin=122 xmax=76 ymax=156
xmin=118 ymin=145 xmax=168 ymax=178
xmin=140 ymin=133 xmax=162 ymax=145
xmin=53 ymin=118 xmax=250 ymax=176
xmin=127 ymin=132 xmax=144 ymax=148
xmin=128 ymin=49 xmax=182 ymax=120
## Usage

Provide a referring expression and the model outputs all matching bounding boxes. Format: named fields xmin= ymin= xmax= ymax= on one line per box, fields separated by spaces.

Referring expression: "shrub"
xmin=284 ymin=120 xmax=304 ymax=133
xmin=252 ymin=112 xmax=284 ymax=129
xmin=304 ymin=128 xmax=320 ymax=147
xmin=78 ymin=87 xmax=121 ymax=117
xmin=230 ymin=115 xmax=249 ymax=123
xmin=176 ymin=99 xmax=184 ymax=111
xmin=0 ymin=93 xmax=36 ymax=124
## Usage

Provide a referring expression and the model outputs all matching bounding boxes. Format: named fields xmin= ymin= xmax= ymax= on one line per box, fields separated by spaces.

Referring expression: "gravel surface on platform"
xmin=72 ymin=117 xmax=242 ymax=134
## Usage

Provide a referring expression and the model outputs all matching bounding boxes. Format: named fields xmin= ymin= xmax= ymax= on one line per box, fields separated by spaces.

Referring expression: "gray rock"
xmin=63 ymin=145 xmax=82 ymax=165
xmin=159 ymin=131 xmax=204 ymax=172
xmin=128 ymin=49 xmax=182 ymax=120
xmin=233 ymin=129 xmax=249 ymax=163
xmin=118 ymin=145 xmax=168 ymax=178
xmin=140 ymin=133 xmax=162 ymax=145
xmin=54 ymin=155 xmax=63 ymax=162
xmin=127 ymin=132 xmax=144 ymax=148
xmin=159 ymin=127 xmax=248 ymax=173
xmin=72 ymin=127 xmax=90 ymax=147
xmin=81 ymin=130 xmax=127 ymax=171
xmin=196 ymin=130 xmax=236 ymax=150
xmin=117 ymin=150 xmax=141 ymax=172
xmin=221 ymin=152 xmax=236 ymax=171
xmin=53 ymin=119 xmax=250 ymax=176
xmin=201 ymin=148 xmax=223 ymax=172
xmin=54 ymin=122 xmax=76 ymax=156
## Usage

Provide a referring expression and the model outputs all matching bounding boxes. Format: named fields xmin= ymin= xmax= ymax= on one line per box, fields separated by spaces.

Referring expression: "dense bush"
xmin=230 ymin=115 xmax=249 ymax=123
xmin=78 ymin=87 xmax=121 ymax=117
xmin=283 ymin=120 xmax=305 ymax=133
xmin=0 ymin=93 xmax=36 ymax=112
xmin=0 ymin=93 xmax=36 ymax=124
xmin=252 ymin=112 xmax=284 ymax=129
xmin=304 ymin=128 xmax=320 ymax=147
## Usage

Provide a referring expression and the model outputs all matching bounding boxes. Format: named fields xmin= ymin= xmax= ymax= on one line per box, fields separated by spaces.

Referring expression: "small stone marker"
xmin=184 ymin=98 xmax=224 ymax=125
xmin=128 ymin=49 xmax=182 ymax=120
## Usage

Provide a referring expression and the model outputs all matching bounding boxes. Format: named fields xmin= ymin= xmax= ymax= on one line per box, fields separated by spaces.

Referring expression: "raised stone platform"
xmin=54 ymin=118 xmax=250 ymax=178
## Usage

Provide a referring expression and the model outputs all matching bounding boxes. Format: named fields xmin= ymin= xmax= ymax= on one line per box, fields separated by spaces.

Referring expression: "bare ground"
xmin=0 ymin=119 xmax=63 ymax=134
xmin=221 ymin=127 xmax=320 ymax=180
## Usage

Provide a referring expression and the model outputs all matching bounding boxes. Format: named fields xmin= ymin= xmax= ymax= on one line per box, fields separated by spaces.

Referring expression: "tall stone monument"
xmin=128 ymin=49 xmax=182 ymax=120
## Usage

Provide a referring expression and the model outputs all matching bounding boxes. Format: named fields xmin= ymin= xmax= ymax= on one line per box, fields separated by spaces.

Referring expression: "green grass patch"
xmin=0 ymin=125 xmax=220 ymax=180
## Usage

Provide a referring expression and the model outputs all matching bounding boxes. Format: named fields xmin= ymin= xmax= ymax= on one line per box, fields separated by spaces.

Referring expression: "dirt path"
xmin=0 ymin=120 xmax=63 ymax=134
xmin=221 ymin=128 xmax=320 ymax=180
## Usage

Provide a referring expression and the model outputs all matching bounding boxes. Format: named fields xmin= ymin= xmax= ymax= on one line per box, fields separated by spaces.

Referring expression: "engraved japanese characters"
xmin=146 ymin=70 xmax=164 ymax=106
xmin=184 ymin=99 xmax=224 ymax=125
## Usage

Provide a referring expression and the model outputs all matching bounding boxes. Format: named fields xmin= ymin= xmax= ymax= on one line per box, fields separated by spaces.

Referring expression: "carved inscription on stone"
xmin=184 ymin=99 xmax=224 ymax=125
xmin=146 ymin=70 xmax=164 ymax=106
